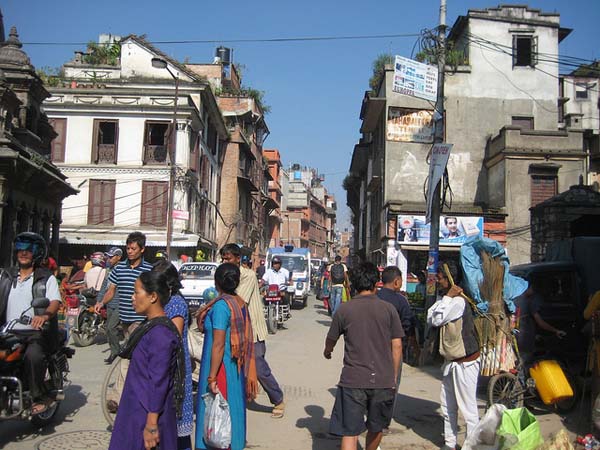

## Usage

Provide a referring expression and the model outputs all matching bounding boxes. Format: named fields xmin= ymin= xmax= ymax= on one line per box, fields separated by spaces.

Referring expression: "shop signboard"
xmin=386 ymin=107 xmax=434 ymax=143
xmin=392 ymin=55 xmax=438 ymax=102
xmin=397 ymin=215 xmax=484 ymax=246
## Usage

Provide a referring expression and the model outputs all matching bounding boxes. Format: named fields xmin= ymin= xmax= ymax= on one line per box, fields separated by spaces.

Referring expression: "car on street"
xmin=179 ymin=262 xmax=219 ymax=314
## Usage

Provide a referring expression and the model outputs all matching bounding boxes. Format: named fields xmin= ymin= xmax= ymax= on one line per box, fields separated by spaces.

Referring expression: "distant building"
xmin=43 ymin=34 xmax=227 ymax=262
xmin=263 ymin=149 xmax=283 ymax=249
xmin=0 ymin=23 xmax=76 ymax=266
xmin=281 ymin=164 xmax=333 ymax=259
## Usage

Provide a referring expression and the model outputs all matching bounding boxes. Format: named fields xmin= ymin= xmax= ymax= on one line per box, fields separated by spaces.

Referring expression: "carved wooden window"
xmin=92 ymin=119 xmax=119 ymax=164
xmin=143 ymin=121 xmax=170 ymax=165
xmin=88 ymin=179 xmax=116 ymax=225
xmin=141 ymin=181 xmax=168 ymax=227
xmin=48 ymin=118 xmax=67 ymax=163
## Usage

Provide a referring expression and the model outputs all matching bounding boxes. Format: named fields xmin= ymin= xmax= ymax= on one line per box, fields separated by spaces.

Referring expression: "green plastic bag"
xmin=497 ymin=407 xmax=543 ymax=450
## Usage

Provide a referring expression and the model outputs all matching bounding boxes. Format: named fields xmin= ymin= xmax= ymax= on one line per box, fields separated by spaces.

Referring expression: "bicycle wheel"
xmin=488 ymin=372 xmax=524 ymax=409
xmin=101 ymin=356 xmax=123 ymax=427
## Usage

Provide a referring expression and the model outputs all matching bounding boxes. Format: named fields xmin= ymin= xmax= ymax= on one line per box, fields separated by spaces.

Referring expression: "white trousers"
xmin=440 ymin=359 xmax=480 ymax=448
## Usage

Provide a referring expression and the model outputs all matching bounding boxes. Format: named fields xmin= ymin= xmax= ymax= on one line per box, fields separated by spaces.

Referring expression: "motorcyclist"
xmin=261 ymin=256 xmax=291 ymax=303
xmin=83 ymin=251 xmax=107 ymax=295
xmin=0 ymin=232 xmax=62 ymax=415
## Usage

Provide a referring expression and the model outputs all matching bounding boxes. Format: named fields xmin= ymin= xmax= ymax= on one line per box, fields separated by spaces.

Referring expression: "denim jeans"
xmin=254 ymin=340 xmax=284 ymax=405
xmin=330 ymin=286 xmax=344 ymax=315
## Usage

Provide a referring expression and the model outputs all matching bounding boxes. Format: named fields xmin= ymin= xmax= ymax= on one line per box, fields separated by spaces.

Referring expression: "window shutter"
xmin=92 ymin=119 xmax=100 ymax=163
xmin=49 ymin=118 xmax=66 ymax=162
xmin=88 ymin=180 xmax=116 ymax=225
xmin=190 ymin=134 xmax=200 ymax=172
xmin=141 ymin=181 xmax=168 ymax=227
xmin=531 ymin=36 xmax=538 ymax=67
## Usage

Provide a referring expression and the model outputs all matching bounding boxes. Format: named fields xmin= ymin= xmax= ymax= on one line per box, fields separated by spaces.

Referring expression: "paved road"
xmin=0 ymin=295 xmax=584 ymax=449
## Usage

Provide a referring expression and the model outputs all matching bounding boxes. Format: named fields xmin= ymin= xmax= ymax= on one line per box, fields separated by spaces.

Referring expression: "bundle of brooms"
xmin=474 ymin=252 xmax=517 ymax=376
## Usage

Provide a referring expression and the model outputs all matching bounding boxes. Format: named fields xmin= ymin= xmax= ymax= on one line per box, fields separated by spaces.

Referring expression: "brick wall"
xmin=216 ymin=142 xmax=240 ymax=246
xmin=530 ymin=175 xmax=557 ymax=207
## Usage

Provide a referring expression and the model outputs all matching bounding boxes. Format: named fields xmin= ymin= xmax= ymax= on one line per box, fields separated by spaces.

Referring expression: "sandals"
xmin=31 ymin=398 xmax=55 ymax=415
xmin=271 ymin=401 xmax=285 ymax=419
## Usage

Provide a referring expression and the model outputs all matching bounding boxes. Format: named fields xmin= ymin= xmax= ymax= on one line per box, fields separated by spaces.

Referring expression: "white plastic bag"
xmin=202 ymin=391 xmax=232 ymax=449
xmin=463 ymin=404 xmax=507 ymax=450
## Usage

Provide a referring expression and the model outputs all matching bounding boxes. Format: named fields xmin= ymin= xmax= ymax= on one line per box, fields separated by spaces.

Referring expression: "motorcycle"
xmin=263 ymin=284 xmax=291 ymax=335
xmin=65 ymin=291 xmax=106 ymax=347
xmin=0 ymin=297 xmax=75 ymax=427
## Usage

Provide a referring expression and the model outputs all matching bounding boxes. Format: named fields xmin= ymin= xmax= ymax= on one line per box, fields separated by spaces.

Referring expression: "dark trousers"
xmin=18 ymin=331 xmax=51 ymax=400
xmin=105 ymin=307 xmax=120 ymax=357
xmin=254 ymin=340 xmax=284 ymax=405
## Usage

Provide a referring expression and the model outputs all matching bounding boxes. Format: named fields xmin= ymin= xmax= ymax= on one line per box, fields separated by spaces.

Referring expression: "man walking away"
xmin=324 ymin=262 xmax=404 ymax=450
xmin=377 ymin=266 xmax=416 ymax=338
xmin=220 ymin=244 xmax=285 ymax=418
xmin=328 ymin=256 xmax=349 ymax=315
xmin=96 ymin=247 xmax=122 ymax=364
xmin=427 ymin=261 xmax=480 ymax=450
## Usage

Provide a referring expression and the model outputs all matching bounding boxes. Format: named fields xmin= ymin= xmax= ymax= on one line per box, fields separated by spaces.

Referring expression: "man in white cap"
xmin=97 ymin=247 xmax=123 ymax=363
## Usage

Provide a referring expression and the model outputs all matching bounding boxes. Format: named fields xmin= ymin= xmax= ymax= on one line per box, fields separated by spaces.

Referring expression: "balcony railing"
xmin=144 ymin=145 xmax=168 ymax=164
xmin=95 ymin=144 xmax=117 ymax=164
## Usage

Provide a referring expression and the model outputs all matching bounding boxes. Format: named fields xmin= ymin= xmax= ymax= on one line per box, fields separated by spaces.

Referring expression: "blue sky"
xmin=7 ymin=1 xmax=600 ymax=230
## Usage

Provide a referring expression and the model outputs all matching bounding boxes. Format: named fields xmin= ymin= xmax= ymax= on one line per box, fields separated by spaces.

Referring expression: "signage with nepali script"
xmin=387 ymin=107 xmax=434 ymax=143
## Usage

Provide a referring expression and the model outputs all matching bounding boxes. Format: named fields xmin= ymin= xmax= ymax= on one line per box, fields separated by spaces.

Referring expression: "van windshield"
xmin=276 ymin=256 xmax=307 ymax=272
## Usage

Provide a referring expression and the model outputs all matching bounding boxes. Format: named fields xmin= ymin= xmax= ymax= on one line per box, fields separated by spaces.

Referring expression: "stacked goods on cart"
xmin=459 ymin=236 xmax=528 ymax=376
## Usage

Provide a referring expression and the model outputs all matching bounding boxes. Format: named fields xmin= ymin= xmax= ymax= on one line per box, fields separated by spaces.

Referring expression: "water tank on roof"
xmin=215 ymin=46 xmax=231 ymax=65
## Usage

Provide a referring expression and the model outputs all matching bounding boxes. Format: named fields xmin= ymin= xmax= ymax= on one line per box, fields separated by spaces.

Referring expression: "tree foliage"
xmin=369 ymin=53 xmax=394 ymax=93
xmin=83 ymin=41 xmax=121 ymax=66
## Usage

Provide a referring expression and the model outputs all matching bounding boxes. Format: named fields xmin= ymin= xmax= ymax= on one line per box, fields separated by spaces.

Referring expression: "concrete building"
xmin=324 ymin=193 xmax=337 ymax=260
xmin=560 ymin=61 xmax=600 ymax=187
xmin=348 ymin=5 xmax=585 ymax=289
xmin=44 ymin=34 xmax=227 ymax=262
xmin=187 ymin=56 xmax=271 ymax=262
xmin=0 ymin=24 xmax=76 ymax=266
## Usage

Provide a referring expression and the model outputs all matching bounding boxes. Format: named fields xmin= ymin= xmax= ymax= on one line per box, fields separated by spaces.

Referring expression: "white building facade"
xmin=44 ymin=35 xmax=228 ymax=262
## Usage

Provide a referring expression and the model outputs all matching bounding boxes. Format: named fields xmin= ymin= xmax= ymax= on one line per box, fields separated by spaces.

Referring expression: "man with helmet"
xmin=261 ymin=256 xmax=290 ymax=292
xmin=0 ymin=232 xmax=62 ymax=415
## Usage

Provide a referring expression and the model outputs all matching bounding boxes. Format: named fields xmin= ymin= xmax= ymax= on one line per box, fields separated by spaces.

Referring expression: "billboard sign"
xmin=392 ymin=55 xmax=438 ymax=102
xmin=397 ymin=215 xmax=484 ymax=246
xmin=386 ymin=107 xmax=434 ymax=143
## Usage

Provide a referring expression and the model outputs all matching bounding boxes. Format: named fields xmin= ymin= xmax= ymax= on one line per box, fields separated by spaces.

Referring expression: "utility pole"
xmin=426 ymin=0 xmax=447 ymax=302
xmin=166 ymin=74 xmax=179 ymax=258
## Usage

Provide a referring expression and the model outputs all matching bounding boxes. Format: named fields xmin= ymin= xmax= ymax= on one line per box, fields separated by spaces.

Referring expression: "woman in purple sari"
xmin=109 ymin=271 xmax=185 ymax=450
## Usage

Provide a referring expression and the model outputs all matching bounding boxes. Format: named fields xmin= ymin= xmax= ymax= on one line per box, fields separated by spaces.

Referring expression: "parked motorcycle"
xmin=0 ymin=297 xmax=75 ymax=427
xmin=65 ymin=292 xmax=106 ymax=347
xmin=263 ymin=284 xmax=291 ymax=335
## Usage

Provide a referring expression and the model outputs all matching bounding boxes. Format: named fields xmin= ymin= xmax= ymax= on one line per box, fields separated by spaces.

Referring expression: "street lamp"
xmin=151 ymin=57 xmax=179 ymax=259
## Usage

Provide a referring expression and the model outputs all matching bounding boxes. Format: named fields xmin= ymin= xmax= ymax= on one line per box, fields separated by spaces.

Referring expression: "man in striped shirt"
xmin=95 ymin=232 xmax=153 ymax=337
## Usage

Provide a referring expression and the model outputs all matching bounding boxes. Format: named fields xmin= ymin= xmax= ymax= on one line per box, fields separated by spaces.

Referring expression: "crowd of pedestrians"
xmin=1 ymin=227 xmax=487 ymax=449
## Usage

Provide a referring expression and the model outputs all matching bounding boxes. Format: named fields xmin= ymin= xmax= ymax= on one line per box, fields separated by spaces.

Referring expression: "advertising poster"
xmin=392 ymin=55 xmax=438 ymax=102
xmin=386 ymin=107 xmax=434 ymax=143
xmin=397 ymin=215 xmax=484 ymax=246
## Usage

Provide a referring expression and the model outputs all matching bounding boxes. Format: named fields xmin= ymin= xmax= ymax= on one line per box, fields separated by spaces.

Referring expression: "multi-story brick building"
xmin=263 ymin=149 xmax=283 ymax=249
xmin=187 ymin=54 xmax=271 ymax=262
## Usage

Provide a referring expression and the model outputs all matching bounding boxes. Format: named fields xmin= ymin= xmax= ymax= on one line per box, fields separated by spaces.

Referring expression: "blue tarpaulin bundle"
xmin=460 ymin=235 xmax=528 ymax=313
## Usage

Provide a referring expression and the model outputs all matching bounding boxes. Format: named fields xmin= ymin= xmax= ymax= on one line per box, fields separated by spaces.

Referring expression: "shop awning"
xmin=59 ymin=231 xmax=200 ymax=248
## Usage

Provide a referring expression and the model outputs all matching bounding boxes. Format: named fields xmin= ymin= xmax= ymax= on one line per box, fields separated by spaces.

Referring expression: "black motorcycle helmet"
xmin=14 ymin=232 xmax=48 ymax=267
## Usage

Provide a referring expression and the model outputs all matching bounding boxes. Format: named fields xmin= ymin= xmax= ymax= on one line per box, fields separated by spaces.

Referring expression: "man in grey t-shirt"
xmin=324 ymin=262 xmax=403 ymax=450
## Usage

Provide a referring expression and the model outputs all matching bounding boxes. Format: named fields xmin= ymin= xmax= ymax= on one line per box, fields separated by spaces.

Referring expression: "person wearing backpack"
xmin=328 ymin=256 xmax=349 ymax=315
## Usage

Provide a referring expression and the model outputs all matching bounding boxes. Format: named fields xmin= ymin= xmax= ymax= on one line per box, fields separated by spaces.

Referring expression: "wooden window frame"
xmin=143 ymin=121 xmax=171 ymax=165
xmin=91 ymin=119 xmax=119 ymax=164
xmin=513 ymin=35 xmax=538 ymax=68
xmin=88 ymin=179 xmax=116 ymax=226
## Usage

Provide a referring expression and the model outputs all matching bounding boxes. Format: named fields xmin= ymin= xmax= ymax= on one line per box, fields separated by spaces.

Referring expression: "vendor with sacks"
xmin=427 ymin=261 xmax=480 ymax=450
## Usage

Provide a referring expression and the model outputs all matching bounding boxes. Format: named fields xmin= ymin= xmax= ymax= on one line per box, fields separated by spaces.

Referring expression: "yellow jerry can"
xmin=529 ymin=360 xmax=574 ymax=405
